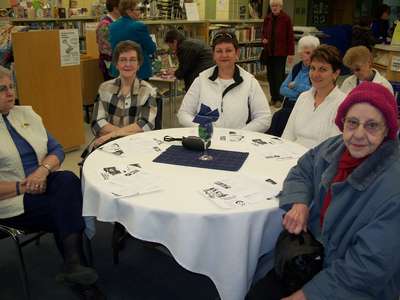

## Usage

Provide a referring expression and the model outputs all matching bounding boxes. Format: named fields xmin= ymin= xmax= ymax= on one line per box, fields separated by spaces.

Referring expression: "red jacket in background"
xmin=262 ymin=11 xmax=295 ymax=57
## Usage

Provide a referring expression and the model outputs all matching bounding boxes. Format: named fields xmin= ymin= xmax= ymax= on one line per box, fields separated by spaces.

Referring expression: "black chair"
xmin=155 ymin=95 xmax=163 ymax=130
xmin=0 ymin=225 xmax=46 ymax=300
xmin=0 ymin=224 xmax=94 ymax=300
xmin=83 ymin=94 xmax=98 ymax=124
xmin=266 ymin=99 xmax=295 ymax=137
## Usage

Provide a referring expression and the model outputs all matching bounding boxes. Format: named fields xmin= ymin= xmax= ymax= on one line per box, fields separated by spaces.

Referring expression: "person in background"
xmin=109 ymin=0 xmax=156 ymax=80
xmin=164 ymin=29 xmax=214 ymax=91
xmin=267 ymin=35 xmax=320 ymax=137
xmin=371 ymin=4 xmax=391 ymax=44
xmin=282 ymin=45 xmax=346 ymax=148
xmin=91 ymin=40 xmax=157 ymax=147
xmin=0 ymin=66 xmax=104 ymax=299
xmin=96 ymin=0 xmax=120 ymax=81
xmin=341 ymin=45 xmax=393 ymax=95
xmin=262 ymin=0 xmax=295 ymax=107
xmin=350 ymin=16 xmax=378 ymax=51
xmin=247 ymin=81 xmax=400 ymax=300
xmin=178 ymin=30 xmax=271 ymax=132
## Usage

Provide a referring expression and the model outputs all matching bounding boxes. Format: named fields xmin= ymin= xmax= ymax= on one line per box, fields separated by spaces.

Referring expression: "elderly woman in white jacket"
xmin=341 ymin=45 xmax=393 ymax=95
xmin=282 ymin=45 xmax=346 ymax=148
xmin=177 ymin=30 xmax=272 ymax=133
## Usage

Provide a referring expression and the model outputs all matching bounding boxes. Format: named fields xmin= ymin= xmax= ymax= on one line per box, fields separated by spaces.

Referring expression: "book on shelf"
xmin=237 ymin=62 xmax=265 ymax=75
xmin=209 ymin=24 xmax=261 ymax=44
xmin=238 ymin=45 xmax=262 ymax=61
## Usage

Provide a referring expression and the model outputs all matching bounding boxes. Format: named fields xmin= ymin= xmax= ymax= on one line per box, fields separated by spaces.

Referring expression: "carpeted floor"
xmin=0 ymin=221 xmax=220 ymax=300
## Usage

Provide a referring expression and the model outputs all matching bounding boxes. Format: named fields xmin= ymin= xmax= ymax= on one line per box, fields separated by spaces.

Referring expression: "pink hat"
xmin=335 ymin=81 xmax=399 ymax=139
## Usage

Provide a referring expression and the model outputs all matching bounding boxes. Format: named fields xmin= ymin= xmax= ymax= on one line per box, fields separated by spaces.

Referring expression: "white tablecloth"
xmin=82 ymin=128 xmax=307 ymax=300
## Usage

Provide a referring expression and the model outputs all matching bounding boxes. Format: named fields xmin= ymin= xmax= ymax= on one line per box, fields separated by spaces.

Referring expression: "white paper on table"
xmin=98 ymin=163 xmax=162 ymax=198
xmin=199 ymin=175 xmax=281 ymax=209
xmin=99 ymin=142 xmax=126 ymax=157
xmin=124 ymin=136 xmax=169 ymax=154
xmin=251 ymin=140 xmax=305 ymax=160
xmin=217 ymin=131 xmax=246 ymax=143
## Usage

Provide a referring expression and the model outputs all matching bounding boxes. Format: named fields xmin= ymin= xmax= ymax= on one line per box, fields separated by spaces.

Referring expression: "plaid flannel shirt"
xmin=91 ymin=77 xmax=157 ymax=136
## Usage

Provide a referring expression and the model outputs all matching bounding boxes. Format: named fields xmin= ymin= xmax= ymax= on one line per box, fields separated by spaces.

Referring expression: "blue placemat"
xmin=153 ymin=145 xmax=249 ymax=171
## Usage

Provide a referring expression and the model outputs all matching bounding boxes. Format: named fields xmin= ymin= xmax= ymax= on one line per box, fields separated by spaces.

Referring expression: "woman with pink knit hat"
xmin=247 ymin=82 xmax=400 ymax=300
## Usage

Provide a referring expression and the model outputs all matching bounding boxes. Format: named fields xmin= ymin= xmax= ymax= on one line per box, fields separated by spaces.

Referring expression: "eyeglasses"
xmin=118 ymin=58 xmax=138 ymax=65
xmin=213 ymin=32 xmax=235 ymax=41
xmin=343 ymin=117 xmax=385 ymax=135
xmin=0 ymin=84 xmax=14 ymax=93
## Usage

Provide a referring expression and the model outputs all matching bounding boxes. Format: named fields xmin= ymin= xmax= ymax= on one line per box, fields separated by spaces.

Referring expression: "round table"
xmin=82 ymin=127 xmax=307 ymax=300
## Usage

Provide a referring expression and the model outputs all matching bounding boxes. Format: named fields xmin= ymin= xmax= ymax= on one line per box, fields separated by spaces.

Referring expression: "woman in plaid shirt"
xmin=91 ymin=40 xmax=158 ymax=147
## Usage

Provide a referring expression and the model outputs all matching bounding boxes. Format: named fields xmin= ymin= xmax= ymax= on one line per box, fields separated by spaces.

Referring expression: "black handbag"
xmin=274 ymin=229 xmax=324 ymax=294
xmin=259 ymin=48 xmax=268 ymax=65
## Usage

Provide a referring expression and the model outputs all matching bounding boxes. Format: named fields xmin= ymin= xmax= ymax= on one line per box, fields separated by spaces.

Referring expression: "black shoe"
xmin=56 ymin=265 xmax=98 ymax=285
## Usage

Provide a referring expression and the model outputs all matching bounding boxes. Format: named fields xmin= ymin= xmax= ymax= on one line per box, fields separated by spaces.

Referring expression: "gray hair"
xmin=298 ymin=35 xmax=320 ymax=52
xmin=0 ymin=66 xmax=12 ymax=80
xmin=270 ymin=0 xmax=283 ymax=5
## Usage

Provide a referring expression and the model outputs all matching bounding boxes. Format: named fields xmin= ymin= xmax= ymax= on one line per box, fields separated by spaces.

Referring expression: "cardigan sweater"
xmin=262 ymin=11 xmax=295 ymax=57
xmin=0 ymin=106 xmax=47 ymax=218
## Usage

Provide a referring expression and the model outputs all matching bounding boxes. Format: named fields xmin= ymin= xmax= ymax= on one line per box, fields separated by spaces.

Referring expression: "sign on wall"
xmin=59 ymin=29 xmax=80 ymax=67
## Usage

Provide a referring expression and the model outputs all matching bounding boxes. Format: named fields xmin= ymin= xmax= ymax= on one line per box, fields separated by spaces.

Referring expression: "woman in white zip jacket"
xmin=177 ymin=30 xmax=272 ymax=133
xmin=341 ymin=45 xmax=393 ymax=95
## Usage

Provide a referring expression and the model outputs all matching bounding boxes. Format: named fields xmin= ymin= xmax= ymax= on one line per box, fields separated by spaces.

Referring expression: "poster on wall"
xmin=59 ymin=29 xmax=80 ymax=67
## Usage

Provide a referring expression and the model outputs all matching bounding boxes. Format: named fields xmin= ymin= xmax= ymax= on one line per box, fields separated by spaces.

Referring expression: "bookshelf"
xmin=139 ymin=19 xmax=266 ymax=76
xmin=208 ymin=19 xmax=265 ymax=75
xmin=143 ymin=19 xmax=209 ymax=45
xmin=10 ymin=16 xmax=97 ymax=51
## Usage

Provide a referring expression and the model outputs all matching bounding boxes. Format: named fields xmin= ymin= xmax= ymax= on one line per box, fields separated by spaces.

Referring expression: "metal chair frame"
xmin=0 ymin=225 xmax=46 ymax=300
xmin=0 ymin=224 xmax=93 ymax=300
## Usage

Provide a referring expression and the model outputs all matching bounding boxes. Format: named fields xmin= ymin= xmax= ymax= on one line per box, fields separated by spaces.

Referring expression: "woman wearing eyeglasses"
xmin=91 ymin=40 xmax=157 ymax=147
xmin=0 ymin=66 xmax=104 ymax=298
xmin=177 ymin=30 xmax=272 ymax=133
xmin=247 ymin=82 xmax=400 ymax=300
xmin=282 ymin=45 xmax=346 ymax=148
xmin=108 ymin=0 xmax=156 ymax=80
xmin=341 ymin=46 xmax=393 ymax=95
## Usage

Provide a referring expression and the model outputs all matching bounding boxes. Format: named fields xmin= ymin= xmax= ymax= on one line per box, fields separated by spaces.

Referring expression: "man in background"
xmin=165 ymin=29 xmax=214 ymax=91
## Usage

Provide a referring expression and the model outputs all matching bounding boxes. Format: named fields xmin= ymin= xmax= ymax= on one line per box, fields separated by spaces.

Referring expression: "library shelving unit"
xmin=140 ymin=18 xmax=265 ymax=76
xmin=143 ymin=19 xmax=209 ymax=45
xmin=208 ymin=19 xmax=265 ymax=75
xmin=10 ymin=16 xmax=97 ymax=51
xmin=372 ymin=44 xmax=400 ymax=82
